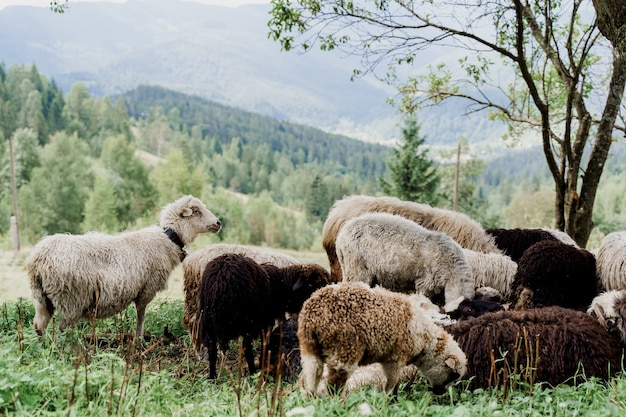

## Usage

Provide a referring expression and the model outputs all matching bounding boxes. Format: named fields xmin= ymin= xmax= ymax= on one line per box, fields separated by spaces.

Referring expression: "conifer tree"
xmin=379 ymin=117 xmax=440 ymax=205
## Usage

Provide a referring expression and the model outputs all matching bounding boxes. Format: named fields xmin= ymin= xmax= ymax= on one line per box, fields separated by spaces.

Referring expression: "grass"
xmin=1 ymin=298 xmax=626 ymax=417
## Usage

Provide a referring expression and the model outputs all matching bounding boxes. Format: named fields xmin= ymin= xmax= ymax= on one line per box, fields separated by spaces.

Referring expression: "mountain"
xmin=0 ymin=0 xmax=507 ymax=148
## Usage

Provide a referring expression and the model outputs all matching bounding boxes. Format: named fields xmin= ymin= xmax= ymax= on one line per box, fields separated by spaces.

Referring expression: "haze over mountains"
xmin=0 ymin=0 xmax=506 ymax=149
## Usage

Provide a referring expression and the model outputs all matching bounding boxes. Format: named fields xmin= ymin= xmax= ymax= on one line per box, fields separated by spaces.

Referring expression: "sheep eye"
xmin=192 ymin=207 xmax=200 ymax=215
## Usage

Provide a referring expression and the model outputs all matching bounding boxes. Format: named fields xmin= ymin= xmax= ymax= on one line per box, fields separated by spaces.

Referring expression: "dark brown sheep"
xmin=197 ymin=253 xmax=330 ymax=379
xmin=510 ymin=240 xmax=598 ymax=311
xmin=486 ymin=228 xmax=559 ymax=263
xmin=447 ymin=306 xmax=624 ymax=389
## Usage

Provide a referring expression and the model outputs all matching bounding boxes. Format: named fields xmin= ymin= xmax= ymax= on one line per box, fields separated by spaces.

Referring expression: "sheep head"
xmin=160 ymin=195 xmax=221 ymax=244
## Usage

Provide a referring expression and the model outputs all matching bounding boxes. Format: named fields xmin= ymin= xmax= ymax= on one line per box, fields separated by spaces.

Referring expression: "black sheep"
xmin=486 ymin=228 xmax=559 ymax=263
xmin=197 ymin=253 xmax=330 ymax=378
xmin=510 ymin=240 xmax=598 ymax=311
xmin=448 ymin=298 xmax=504 ymax=321
xmin=447 ymin=306 xmax=624 ymax=389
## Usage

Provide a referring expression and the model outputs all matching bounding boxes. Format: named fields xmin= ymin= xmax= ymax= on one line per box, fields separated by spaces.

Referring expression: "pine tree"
xmin=379 ymin=117 xmax=440 ymax=205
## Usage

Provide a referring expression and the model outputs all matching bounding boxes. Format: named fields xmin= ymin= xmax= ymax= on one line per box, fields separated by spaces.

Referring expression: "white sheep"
xmin=28 ymin=195 xmax=221 ymax=337
xmin=336 ymin=212 xmax=474 ymax=312
xmin=298 ymin=282 xmax=467 ymax=396
xmin=322 ymin=194 xmax=501 ymax=281
xmin=595 ymin=231 xmax=626 ymax=291
xmin=182 ymin=243 xmax=300 ymax=346
xmin=462 ymin=249 xmax=517 ymax=300
xmin=587 ymin=289 xmax=626 ymax=344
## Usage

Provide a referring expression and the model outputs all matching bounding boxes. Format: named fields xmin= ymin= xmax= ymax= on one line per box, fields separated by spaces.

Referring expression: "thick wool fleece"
xmin=298 ymin=282 xmax=466 ymax=395
xmin=322 ymin=194 xmax=501 ymax=281
xmin=28 ymin=195 xmax=220 ymax=337
xmin=447 ymin=306 xmax=624 ymax=389
xmin=336 ymin=212 xmax=474 ymax=311
xmin=596 ymin=231 xmax=626 ymax=292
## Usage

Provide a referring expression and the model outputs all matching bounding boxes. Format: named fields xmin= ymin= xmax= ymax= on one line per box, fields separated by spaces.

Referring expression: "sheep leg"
xmin=242 ymin=335 xmax=256 ymax=374
xmin=32 ymin=298 xmax=52 ymax=336
xmin=208 ymin=344 xmax=219 ymax=379
xmin=381 ymin=361 xmax=402 ymax=393
xmin=135 ymin=302 xmax=147 ymax=338
xmin=300 ymin=352 xmax=324 ymax=396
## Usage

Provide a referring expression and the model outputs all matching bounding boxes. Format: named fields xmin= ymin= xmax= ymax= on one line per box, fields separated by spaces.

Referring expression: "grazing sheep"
xmin=298 ymin=282 xmax=467 ymax=396
xmin=323 ymin=195 xmax=501 ymax=281
xmin=595 ymin=231 xmax=626 ymax=292
xmin=447 ymin=306 xmax=624 ymax=389
xmin=486 ymin=228 xmax=559 ymax=263
xmin=510 ymin=240 xmax=598 ymax=311
xmin=182 ymin=244 xmax=300 ymax=347
xmin=198 ymin=253 xmax=330 ymax=378
xmin=336 ymin=212 xmax=474 ymax=311
xmin=28 ymin=195 xmax=221 ymax=337
xmin=462 ymin=249 xmax=517 ymax=300
xmin=587 ymin=289 xmax=626 ymax=344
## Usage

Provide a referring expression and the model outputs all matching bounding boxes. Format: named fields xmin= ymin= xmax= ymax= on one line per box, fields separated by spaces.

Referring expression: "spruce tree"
xmin=379 ymin=117 xmax=440 ymax=205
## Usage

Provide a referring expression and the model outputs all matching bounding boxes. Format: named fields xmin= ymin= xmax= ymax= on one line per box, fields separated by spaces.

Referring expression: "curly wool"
xmin=298 ymin=282 xmax=467 ymax=395
xmin=322 ymin=195 xmax=501 ymax=281
xmin=28 ymin=195 xmax=221 ymax=337
xmin=447 ymin=306 xmax=624 ymax=389
xmin=510 ymin=240 xmax=598 ymax=311
xmin=336 ymin=212 xmax=474 ymax=311
xmin=596 ymin=231 xmax=626 ymax=292
xmin=182 ymin=243 xmax=300 ymax=346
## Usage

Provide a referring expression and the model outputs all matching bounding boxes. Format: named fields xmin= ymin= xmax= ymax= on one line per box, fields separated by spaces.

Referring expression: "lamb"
xmin=485 ymin=227 xmax=559 ymax=263
xmin=336 ymin=212 xmax=474 ymax=311
xmin=587 ymin=289 xmax=626 ymax=345
xmin=27 ymin=195 xmax=221 ymax=337
xmin=510 ymin=240 xmax=598 ymax=311
xmin=182 ymin=243 xmax=300 ymax=347
xmin=197 ymin=253 xmax=330 ymax=379
xmin=322 ymin=194 xmax=501 ymax=281
xmin=298 ymin=282 xmax=467 ymax=396
xmin=462 ymin=249 xmax=517 ymax=300
xmin=446 ymin=306 xmax=624 ymax=389
xmin=595 ymin=231 xmax=626 ymax=292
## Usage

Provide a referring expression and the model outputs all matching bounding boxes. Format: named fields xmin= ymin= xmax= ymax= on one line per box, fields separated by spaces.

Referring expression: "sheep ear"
xmin=180 ymin=207 xmax=193 ymax=217
xmin=445 ymin=357 xmax=457 ymax=369
xmin=292 ymin=276 xmax=306 ymax=292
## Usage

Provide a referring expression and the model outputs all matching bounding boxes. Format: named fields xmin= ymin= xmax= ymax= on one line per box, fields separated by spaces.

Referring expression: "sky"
xmin=0 ymin=0 xmax=270 ymax=11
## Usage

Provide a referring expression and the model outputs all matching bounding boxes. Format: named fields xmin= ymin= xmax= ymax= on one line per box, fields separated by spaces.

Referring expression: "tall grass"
xmin=2 ymin=298 xmax=626 ymax=416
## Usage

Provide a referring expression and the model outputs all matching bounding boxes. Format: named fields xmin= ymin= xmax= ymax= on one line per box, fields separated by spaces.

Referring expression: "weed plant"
xmin=1 ymin=298 xmax=626 ymax=416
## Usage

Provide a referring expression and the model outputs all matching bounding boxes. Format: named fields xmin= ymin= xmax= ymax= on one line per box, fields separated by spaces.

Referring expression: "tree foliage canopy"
xmin=268 ymin=0 xmax=626 ymax=247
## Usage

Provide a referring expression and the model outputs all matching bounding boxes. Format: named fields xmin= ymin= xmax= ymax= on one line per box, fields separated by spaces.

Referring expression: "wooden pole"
xmin=454 ymin=141 xmax=461 ymax=212
xmin=9 ymin=136 xmax=20 ymax=253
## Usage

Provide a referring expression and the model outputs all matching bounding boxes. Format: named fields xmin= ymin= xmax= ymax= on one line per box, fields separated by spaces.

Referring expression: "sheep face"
xmin=412 ymin=330 xmax=467 ymax=394
xmin=448 ymin=299 xmax=504 ymax=321
xmin=588 ymin=289 xmax=626 ymax=345
xmin=287 ymin=265 xmax=331 ymax=313
xmin=160 ymin=195 xmax=221 ymax=243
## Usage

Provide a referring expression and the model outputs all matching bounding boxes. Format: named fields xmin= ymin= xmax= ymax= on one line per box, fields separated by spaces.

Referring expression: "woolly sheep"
xmin=336 ymin=212 xmax=474 ymax=311
xmin=595 ymin=231 xmax=626 ymax=292
xmin=510 ymin=240 xmax=598 ymax=311
xmin=198 ymin=253 xmax=330 ymax=378
xmin=447 ymin=306 xmax=624 ymax=389
xmin=322 ymin=195 xmax=501 ymax=281
xmin=486 ymin=227 xmax=559 ymax=263
xmin=28 ymin=195 xmax=221 ymax=337
xmin=298 ymin=282 xmax=467 ymax=396
xmin=462 ymin=249 xmax=517 ymax=300
xmin=587 ymin=289 xmax=626 ymax=345
xmin=182 ymin=243 xmax=300 ymax=347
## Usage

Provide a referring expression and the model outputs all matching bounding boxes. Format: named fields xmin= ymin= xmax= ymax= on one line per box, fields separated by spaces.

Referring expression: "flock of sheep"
xmin=25 ymin=193 xmax=626 ymax=397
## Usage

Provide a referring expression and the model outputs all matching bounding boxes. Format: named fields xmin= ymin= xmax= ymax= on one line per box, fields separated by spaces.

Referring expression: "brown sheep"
xmin=298 ymin=282 xmax=467 ymax=396
xmin=446 ymin=306 xmax=624 ymax=389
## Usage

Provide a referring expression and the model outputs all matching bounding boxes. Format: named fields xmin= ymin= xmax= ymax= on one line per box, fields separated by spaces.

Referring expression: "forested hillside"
xmin=1 ymin=63 xmax=624 ymax=251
